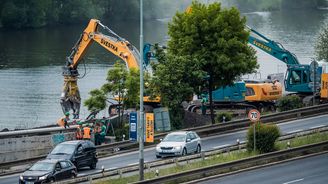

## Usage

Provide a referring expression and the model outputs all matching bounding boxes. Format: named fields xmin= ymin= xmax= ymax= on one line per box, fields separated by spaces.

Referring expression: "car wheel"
xmin=90 ymin=159 xmax=97 ymax=169
xmin=156 ymin=155 xmax=161 ymax=159
xmin=195 ymin=144 xmax=201 ymax=153
xmin=71 ymin=172 xmax=77 ymax=179
xmin=49 ymin=177 xmax=55 ymax=183
xmin=182 ymin=148 xmax=187 ymax=156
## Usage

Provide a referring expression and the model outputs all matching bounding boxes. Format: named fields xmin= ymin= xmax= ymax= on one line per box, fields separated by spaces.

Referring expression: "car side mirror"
xmin=186 ymin=138 xmax=191 ymax=142
xmin=55 ymin=167 xmax=61 ymax=172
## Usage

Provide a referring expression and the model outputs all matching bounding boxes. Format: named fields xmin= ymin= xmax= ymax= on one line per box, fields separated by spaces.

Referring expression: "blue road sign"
xmin=129 ymin=112 xmax=138 ymax=141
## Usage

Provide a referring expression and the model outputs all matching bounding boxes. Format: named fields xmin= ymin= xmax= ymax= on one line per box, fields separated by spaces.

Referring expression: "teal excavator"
xmin=247 ymin=26 xmax=327 ymax=105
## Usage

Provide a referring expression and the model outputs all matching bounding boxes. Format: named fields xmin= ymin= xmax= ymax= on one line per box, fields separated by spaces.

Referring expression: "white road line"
xmin=240 ymin=141 xmax=246 ymax=144
xmin=311 ymin=125 xmax=325 ymax=129
xmin=282 ymin=178 xmax=304 ymax=184
xmin=128 ymin=162 xmax=139 ymax=166
xmin=212 ymin=144 xmax=231 ymax=149
xmin=286 ymin=129 xmax=302 ymax=134
xmin=109 ymin=167 xmax=118 ymax=170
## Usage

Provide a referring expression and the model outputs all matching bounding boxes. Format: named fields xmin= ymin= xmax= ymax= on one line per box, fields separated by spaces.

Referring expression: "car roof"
xmin=38 ymin=158 xmax=69 ymax=164
xmin=168 ymin=131 xmax=189 ymax=135
xmin=59 ymin=140 xmax=83 ymax=145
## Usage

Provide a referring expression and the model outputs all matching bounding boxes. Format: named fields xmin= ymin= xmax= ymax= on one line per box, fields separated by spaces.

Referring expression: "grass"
xmin=97 ymin=131 xmax=328 ymax=184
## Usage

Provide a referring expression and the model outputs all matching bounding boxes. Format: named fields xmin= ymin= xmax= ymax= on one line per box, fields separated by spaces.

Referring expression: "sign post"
xmin=248 ymin=109 xmax=261 ymax=152
xmin=129 ymin=112 xmax=138 ymax=141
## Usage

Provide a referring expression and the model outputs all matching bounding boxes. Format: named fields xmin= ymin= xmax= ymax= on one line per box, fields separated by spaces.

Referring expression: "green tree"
xmin=151 ymin=46 xmax=202 ymax=129
xmin=1 ymin=1 xmax=27 ymax=28
xmin=315 ymin=23 xmax=328 ymax=62
xmin=84 ymin=61 xmax=141 ymax=126
xmin=84 ymin=89 xmax=107 ymax=112
xmin=166 ymin=1 xmax=258 ymax=124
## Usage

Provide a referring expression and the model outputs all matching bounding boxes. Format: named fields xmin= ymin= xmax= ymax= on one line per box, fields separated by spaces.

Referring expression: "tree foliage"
xmin=84 ymin=61 xmax=140 ymax=120
xmin=154 ymin=1 xmax=258 ymax=125
xmin=0 ymin=0 xmax=191 ymax=28
xmin=315 ymin=23 xmax=328 ymax=62
xmin=84 ymin=89 xmax=107 ymax=112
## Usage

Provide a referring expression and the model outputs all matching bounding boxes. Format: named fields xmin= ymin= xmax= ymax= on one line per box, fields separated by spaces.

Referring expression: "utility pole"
xmin=313 ymin=59 xmax=316 ymax=106
xmin=139 ymin=0 xmax=144 ymax=181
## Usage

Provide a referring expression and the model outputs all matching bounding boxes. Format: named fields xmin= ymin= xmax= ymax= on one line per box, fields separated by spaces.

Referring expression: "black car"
xmin=46 ymin=140 xmax=98 ymax=170
xmin=19 ymin=159 xmax=77 ymax=184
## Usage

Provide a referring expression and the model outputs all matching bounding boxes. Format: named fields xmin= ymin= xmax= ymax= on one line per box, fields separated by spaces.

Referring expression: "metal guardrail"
xmin=133 ymin=141 xmax=328 ymax=184
xmin=1 ymin=103 xmax=327 ymax=139
xmin=54 ymin=126 xmax=328 ymax=184
xmin=0 ymin=114 xmax=122 ymax=138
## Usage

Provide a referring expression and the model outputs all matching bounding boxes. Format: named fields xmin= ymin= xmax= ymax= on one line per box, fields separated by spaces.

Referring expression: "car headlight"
xmin=39 ymin=174 xmax=49 ymax=181
xmin=19 ymin=175 xmax=23 ymax=180
xmin=156 ymin=146 xmax=161 ymax=151
xmin=174 ymin=146 xmax=181 ymax=150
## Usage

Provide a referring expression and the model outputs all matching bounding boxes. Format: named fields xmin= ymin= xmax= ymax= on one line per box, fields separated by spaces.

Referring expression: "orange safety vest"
xmin=83 ymin=127 xmax=91 ymax=139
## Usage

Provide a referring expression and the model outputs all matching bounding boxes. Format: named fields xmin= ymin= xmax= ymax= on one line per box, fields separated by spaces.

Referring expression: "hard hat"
xmin=65 ymin=112 xmax=70 ymax=116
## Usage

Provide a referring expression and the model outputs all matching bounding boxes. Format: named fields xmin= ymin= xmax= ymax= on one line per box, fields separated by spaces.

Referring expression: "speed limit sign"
xmin=248 ymin=109 xmax=261 ymax=122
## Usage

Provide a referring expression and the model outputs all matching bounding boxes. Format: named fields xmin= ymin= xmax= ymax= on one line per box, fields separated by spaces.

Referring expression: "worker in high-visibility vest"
xmin=57 ymin=112 xmax=70 ymax=128
xmin=83 ymin=124 xmax=92 ymax=140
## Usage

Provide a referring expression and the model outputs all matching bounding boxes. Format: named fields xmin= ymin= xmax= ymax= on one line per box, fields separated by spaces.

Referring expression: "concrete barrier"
xmin=0 ymin=132 xmax=75 ymax=163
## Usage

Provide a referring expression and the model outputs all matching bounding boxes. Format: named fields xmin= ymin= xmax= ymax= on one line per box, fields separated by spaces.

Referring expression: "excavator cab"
xmin=284 ymin=64 xmax=320 ymax=94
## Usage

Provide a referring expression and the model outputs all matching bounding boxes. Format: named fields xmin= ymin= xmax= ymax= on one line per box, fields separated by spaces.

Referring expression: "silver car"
xmin=155 ymin=131 xmax=201 ymax=158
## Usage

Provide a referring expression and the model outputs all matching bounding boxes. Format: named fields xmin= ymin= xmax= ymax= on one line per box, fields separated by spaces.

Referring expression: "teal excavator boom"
xmin=247 ymin=26 xmax=318 ymax=94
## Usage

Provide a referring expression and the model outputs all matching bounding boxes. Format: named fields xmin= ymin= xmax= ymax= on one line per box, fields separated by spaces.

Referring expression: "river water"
xmin=0 ymin=9 xmax=327 ymax=130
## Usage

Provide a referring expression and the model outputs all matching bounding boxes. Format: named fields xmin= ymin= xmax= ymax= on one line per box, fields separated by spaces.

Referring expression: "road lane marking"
xmin=282 ymin=178 xmax=304 ymax=184
xmin=212 ymin=144 xmax=230 ymax=149
xmin=240 ymin=140 xmax=246 ymax=144
xmin=310 ymin=125 xmax=325 ymax=129
xmin=109 ymin=167 xmax=118 ymax=170
xmin=286 ymin=129 xmax=302 ymax=134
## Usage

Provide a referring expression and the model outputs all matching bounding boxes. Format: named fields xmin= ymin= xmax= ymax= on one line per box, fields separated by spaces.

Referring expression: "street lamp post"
xmin=139 ymin=0 xmax=144 ymax=181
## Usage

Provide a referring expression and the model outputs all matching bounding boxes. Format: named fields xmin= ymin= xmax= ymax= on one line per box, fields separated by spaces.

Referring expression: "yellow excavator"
xmin=60 ymin=19 xmax=159 ymax=119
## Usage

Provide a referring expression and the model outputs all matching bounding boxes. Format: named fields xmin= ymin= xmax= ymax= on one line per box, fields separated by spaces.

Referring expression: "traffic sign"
xmin=248 ymin=109 xmax=261 ymax=122
xmin=129 ymin=112 xmax=138 ymax=141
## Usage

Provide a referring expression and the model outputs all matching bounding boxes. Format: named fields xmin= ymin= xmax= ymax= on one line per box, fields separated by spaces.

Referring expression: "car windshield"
xmin=163 ymin=134 xmax=186 ymax=142
xmin=29 ymin=162 xmax=54 ymax=171
xmin=50 ymin=144 xmax=75 ymax=155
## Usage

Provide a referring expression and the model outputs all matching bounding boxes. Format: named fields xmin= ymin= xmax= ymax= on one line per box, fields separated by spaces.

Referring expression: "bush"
xmin=246 ymin=122 xmax=281 ymax=153
xmin=216 ymin=112 xmax=233 ymax=123
xmin=276 ymin=95 xmax=303 ymax=112
xmin=114 ymin=123 xmax=129 ymax=142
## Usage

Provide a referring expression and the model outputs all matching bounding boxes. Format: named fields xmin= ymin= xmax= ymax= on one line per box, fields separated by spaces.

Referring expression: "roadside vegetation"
xmin=276 ymin=95 xmax=303 ymax=112
xmin=96 ymin=130 xmax=328 ymax=184
xmin=246 ymin=122 xmax=281 ymax=153
xmin=215 ymin=112 xmax=233 ymax=123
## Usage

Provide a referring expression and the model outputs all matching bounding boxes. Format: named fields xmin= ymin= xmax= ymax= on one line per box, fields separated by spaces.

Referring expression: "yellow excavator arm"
xmin=61 ymin=19 xmax=141 ymax=118
xmin=67 ymin=19 xmax=139 ymax=70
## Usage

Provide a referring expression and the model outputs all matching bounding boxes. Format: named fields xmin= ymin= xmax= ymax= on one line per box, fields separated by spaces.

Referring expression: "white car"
xmin=155 ymin=131 xmax=201 ymax=158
